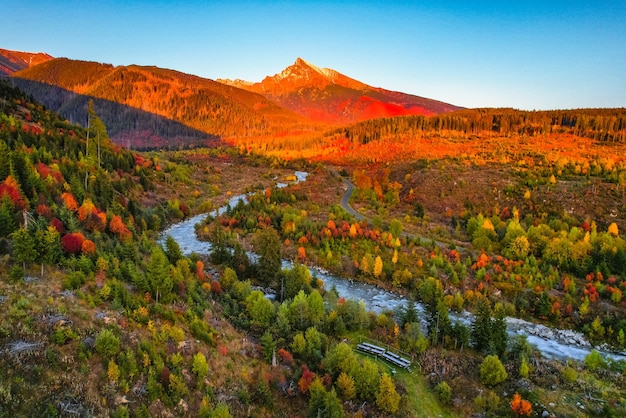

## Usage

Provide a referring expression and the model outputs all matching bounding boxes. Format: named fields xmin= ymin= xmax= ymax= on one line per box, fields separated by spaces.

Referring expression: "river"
xmin=160 ymin=171 xmax=626 ymax=363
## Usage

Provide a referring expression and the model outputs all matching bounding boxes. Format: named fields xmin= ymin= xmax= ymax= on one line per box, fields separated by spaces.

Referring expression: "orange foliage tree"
xmin=61 ymin=192 xmax=78 ymax=211
xmin=77 ymin=198 xmax=96 ymax=221
xmin=81 ymin=239 xmax=96 ymax=255
xmin=298 ymin=365 xmax=316 ymax=394
xmin=109 ymin=214 xmax=132 ymax=241
xmin=510 ymin=393 xmax=532 ymax=416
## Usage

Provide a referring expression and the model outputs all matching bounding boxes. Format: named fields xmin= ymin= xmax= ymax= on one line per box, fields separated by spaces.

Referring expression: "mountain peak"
xmin=216 ymin=58 xmax=461 ymax=124
xmin=0 ymin=48 xmax=54 ymax=76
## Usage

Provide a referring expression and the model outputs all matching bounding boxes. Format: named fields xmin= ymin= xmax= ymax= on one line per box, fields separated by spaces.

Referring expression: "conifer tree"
xmin=11 ymin=227 xmax=37 ymax=270
xmin=147 ymin=246 xmax=173 ymax=303
xmin=253 ymin=226 xmax=282 ymax=287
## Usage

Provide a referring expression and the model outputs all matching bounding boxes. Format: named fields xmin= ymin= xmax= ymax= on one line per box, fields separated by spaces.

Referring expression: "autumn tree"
xmin=335 ymin=372 xmax=356 ymax=400
xmin=352 ymin=358 xmax=379 ymax=399
xmin=376 ymin=373 xmax=400 ymax=414
xmin=373 ymin=255 xmax=383 ymax=278
xmin=191 ymin=352 xmax=209 ymax=380
xmin=510 ymin=393 xmax=532 ymax=416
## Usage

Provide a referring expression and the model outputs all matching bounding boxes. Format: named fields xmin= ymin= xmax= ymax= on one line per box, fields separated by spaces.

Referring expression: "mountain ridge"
xmin=217 ymin=57 xmax=462 ymax=124
xmin=0 ymin=48 xmax=53 ymax=76
xmin=2 ymin=47 xmax=461 ymax=147
xmin=11 ymin=57 xmax=317 ymax=147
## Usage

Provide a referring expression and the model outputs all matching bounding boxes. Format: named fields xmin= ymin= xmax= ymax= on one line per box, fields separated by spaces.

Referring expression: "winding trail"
xmin=340 ymin=177 xmax=366 ymax=221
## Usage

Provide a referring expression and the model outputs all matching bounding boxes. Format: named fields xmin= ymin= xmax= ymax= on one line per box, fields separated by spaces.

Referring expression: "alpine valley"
xmin=1 ymin=47 xmax=626 ymax=418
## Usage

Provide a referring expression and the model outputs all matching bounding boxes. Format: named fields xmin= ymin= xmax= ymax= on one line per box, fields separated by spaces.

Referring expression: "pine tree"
xmin=0 ymin=196 xmax=17 ymax=237
xmin=147 ymin=246 xmax=173 ymax=303
xmin=471 ymin=298 xmax=494 ymax=354
xmin=492 ymin=304 xmax=508 ymax=357
xmin=164 ymin=235 xmax=183 ymax=265
xmin=11 ymin=227 xmax=37 ymax=270
xmin=260 ymin=331 xmax=276 ymax=364
xmin=253 ymin=226 xmax=282 ymax=287
xmin=0 ymin=140 xmax=10 ymax=181
xmin=401 ymin=301 xmax=419 ymax=327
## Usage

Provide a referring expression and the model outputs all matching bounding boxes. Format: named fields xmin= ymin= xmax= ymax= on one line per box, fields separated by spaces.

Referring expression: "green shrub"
xmin=63 ymin=271 xmax=86 ymax=290
xmin=95 ymin=328 xmax=120 ymax=358
xmin=9 ymin=265 xmax=24 ymax=282
xmin=479 ymin=355 xmax=508 ymax=386
xmin=435 ymin=381 xmax=452 ymax=405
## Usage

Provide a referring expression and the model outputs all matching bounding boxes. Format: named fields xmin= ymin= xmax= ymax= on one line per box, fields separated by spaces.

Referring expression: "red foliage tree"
xmin=50 ymin=217 xmax=64 ymax=234
xmin=298 ymin=365 xmax=316 ymax=394
xmin=210 ymin=280 xmax=222 ymax=295
xmin=86 ymin=211 xmax=107 ymax=232
xmin=109 ymin=214 xmax=132 ymax=241
xmin=36 ymin=204 xmax=52 ymax=219
xmin=277 ymin=348 xmax=294 ymax=366
xmin=77 ymin=199 xmax=96 ymax=222
xmin=0 ymin=176 xmax=26 ymax=209
xmin=61 ymin=232 xmax=85 ymax=254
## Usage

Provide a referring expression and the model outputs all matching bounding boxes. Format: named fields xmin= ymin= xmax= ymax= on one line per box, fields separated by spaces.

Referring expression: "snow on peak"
xmin=294 ymin=58 xmax=337 ymax=81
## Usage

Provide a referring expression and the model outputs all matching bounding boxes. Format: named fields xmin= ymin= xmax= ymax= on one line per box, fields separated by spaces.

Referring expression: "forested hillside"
xmin=11 ymin=59 xmax=319 ymax=148
xmin=231 ymin=107 xmax=626 ymax=162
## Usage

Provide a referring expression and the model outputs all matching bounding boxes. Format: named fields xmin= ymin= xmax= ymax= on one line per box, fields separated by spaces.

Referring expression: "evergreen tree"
xmin=35 ymin=226 xmax=61 ymax=278
xmin=480 ymin=355 xmax=508 ymax=386
xmin=0 ymin=140 xmax=10 ymax=181
xmin=253 ymin=226 xmax=282 ymax=287
xmin=164 ymin=235 xmax=183 ymax=265
xmin=471 ymin=298 xmax=494 ymax=354
xmin=147 ymin=246 xmax=173 ymax=303
xmin=259 ymin=331 xmax=276 ymax=364
xmin=492 ymin=304 xmax=509 ymax=357
xmin=400 ymin=301 xmax=419 ymax=327
xmin=0 ymin=196 xmax=17 ymax=237
xmin=11 ymin=227 xmax=37 ymax=270
xmin=209 ymin=221 xmax=231 ymax=265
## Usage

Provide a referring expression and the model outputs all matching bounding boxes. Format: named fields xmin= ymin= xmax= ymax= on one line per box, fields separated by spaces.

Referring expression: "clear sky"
xmin=3 ymin=0 xmax=625 ymax=110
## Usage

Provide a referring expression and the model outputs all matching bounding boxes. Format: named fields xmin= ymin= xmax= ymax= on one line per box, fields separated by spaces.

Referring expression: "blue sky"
xmin=3 ymin=0 xmax=625 ymax=110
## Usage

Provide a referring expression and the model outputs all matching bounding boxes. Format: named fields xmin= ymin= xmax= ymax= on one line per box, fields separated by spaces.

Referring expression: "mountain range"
xmin=218 ymin=58 xmax=460 ymax=124
xmin=1 ymin=48 xmax=460 ymax=148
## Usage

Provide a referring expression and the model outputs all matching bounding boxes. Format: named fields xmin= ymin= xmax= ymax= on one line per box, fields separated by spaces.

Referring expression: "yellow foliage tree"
xmin=373 ymin=256 xmax=383 ymax=278
xmin=376 ymin=373 xmax=400 ymax=414
xmin=336 ymin=371 xmax=356 ymax=400
xmin=608 ymin=222 xmax=619 ymax=237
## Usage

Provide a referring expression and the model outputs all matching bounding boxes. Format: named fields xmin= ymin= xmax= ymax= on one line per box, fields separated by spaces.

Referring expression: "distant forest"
xmin=331 ymin=108 xmax=626 ymax=144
